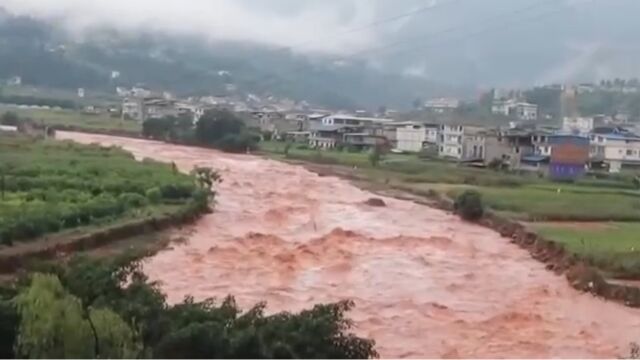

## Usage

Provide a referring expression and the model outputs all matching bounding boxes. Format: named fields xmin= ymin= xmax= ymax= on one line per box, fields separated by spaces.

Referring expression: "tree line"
xmin=142 ymin=109 xmax=259 ymax=153
xmin=0 ymin=255 xmax=378 ymax=359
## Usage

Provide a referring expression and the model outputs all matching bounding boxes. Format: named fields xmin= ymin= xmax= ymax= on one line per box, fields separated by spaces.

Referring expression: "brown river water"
xmin=58 ymin=131 xmax=640 ymax=358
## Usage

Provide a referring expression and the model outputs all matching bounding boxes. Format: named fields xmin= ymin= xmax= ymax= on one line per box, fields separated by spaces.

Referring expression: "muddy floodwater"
xmin=59 ymin=132 xmax=640 ymax=358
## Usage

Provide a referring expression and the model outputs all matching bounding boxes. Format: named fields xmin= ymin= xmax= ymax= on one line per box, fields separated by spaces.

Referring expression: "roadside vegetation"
xmin=260 ymin=140 xmax=640 ymax=278
xmin=0 ymin=133 xmax=208 ymax=246
xmin=0 ymin=255 xmax=377 ymax=359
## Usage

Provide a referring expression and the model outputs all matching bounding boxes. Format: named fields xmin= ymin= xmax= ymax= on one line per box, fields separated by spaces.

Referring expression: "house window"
xmin=627 ymin=149 xmax=634 ymax=156
xmin=439 ymin=146 xmax=444 ymax=152
xmin=457 ymin=148 xmax=461 ymax=155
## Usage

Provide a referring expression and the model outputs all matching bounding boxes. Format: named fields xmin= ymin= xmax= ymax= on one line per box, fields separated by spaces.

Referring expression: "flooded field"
xmin=59 ymin=132 xmax=640 ymax=358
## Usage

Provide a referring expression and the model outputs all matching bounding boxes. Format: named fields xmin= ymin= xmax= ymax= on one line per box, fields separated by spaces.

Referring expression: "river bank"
xmin=278 ymin=159 xmax=640 ymax=308
xmin=0 ymin=199 xmax=206 ymax=274
xmin=55 ymin=132 xmax=640 ymax=358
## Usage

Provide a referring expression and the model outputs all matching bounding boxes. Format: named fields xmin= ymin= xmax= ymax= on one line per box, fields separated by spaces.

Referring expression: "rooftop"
xmin=327 ymin=115 xmax=394 ymax=123
xmin=309 ymin=124 xmax=353 ymax=132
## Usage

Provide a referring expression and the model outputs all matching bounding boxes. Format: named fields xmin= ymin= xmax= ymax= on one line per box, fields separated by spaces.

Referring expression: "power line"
xmin=249 ymin=0 xmax=559 ymax=87
xmin=385 ymin=3 xmax=584 ymax=58
xmin=244 ymin=0 xmax=591 ymax=100
xmin=289 ymin=0 xmax=464 ymax=52
xmin=347 ymin=0 xmax=560 ymax=58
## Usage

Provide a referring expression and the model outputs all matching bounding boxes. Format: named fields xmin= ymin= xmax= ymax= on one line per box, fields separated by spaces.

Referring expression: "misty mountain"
xmin=0 ymin=11 xmax=457 ymax=110
xmin=364 ymin=0 xmax=640 ymax=87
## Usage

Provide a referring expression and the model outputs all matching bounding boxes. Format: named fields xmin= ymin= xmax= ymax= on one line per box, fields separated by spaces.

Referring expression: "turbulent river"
xmin=59 ymin=132 xmax=640 ymax=358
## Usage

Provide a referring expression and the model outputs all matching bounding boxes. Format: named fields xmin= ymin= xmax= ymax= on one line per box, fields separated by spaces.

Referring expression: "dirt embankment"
xmin=0 ymin=201 xmax=207 ymax=274
xmin=488 ymin=216 xmax=640 ymax=308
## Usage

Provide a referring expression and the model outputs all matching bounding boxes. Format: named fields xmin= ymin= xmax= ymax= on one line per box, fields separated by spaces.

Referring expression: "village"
xmin=111 ymin=82 xmax=640 ymax=180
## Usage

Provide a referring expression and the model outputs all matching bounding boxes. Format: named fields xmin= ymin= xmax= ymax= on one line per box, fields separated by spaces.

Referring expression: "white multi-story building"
xmin=563 ymin=117 xmax=597 ymax=135
xmin=395 ymin=123 xmax=439 ymax=152
xmin=438 ymin=125 xmax=485 ymax=160
xmin=424 ymin=98 xmax=460 ymax=113
xmin=515 ymin=102 xmax=538 ymax=121
xmin=492 ymin=99 xmax=538 ymax=121
xmin=320 ymin=115 xmax=394 ymax=127
xmin=532 ymin=133 xmax=552 ymax=156
xmin=590 ymin=132 xmax=640 ymax=172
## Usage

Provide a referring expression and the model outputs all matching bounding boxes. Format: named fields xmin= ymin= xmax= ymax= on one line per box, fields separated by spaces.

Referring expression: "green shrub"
xmin=159 ymin=184 xmax=194 ymax=200
xmin=118 ymin=193 xmax=148 ymax=209
xmin=454 ymin=190 xmax=484 ymax=221
xmin=487 ymin=158 xmax=504 ymax=171
xmin=215 ymin=132 xmax=259 ymax=153
xmin=145 ymin=187 xmax=162 ymax=204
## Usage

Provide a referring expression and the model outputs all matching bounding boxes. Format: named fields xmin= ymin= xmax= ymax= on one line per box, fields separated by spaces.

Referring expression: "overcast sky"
xmin=2 ymin=0 xmax=639 ymax=85
xmin=0 ymin=0 xmax=425 ymax=53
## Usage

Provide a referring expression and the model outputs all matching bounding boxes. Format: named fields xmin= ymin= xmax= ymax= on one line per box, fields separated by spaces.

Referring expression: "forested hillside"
xmin=0 ymin=11 xmax=454 ymax=110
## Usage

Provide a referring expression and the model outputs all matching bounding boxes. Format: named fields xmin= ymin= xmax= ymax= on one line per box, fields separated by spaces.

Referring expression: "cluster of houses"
xmin=116 ymin=85 xmax=640 ymax=177
xmin=118 ymin=86 xmax=310 ymax=124
xmin=419 ymin=93 xmax=540 ymax=122
xmin=269 ymin=111 xmax=640 ymax=177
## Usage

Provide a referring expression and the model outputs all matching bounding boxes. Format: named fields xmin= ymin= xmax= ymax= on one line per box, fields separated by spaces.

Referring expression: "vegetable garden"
xmin=0 ymin=133 xmax=202 ymax=246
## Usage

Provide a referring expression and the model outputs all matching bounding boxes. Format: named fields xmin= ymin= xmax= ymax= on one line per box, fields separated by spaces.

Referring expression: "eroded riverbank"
xmin=58 ymin=131 xmax=640 ymax=358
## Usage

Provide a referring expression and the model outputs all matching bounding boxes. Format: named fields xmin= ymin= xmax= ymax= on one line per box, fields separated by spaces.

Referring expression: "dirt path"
xmin=58 ymin=132 xmax=640 ymax=358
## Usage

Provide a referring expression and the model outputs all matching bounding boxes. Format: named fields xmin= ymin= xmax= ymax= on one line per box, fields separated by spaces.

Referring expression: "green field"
xmin=445 ymin=185 xmax=640 ymax=221
xmin=0 ymin=105 xmax=141 ymax=133
xmin=532 ymin=222 xmax=640 ymax=276
xmin=0 ymin=133 xmax=201 ymax=246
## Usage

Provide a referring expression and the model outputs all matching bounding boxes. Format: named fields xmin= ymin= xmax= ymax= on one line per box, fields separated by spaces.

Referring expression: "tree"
xmin=14 ymin=274 xmax=95 ymax=359
xmin=283 ymin=141 xmax=292 ymax=157
xmin=524 ymin=87 xmax=561 ymax=119
xmin=0 ymin=295 xmax=18 ymax=358
xmin=195 ymin=109 xmax=245 ymax=145
xmin=142 ymin=117 xmax=172 ymax=140
xmin=368 ymin=145 xmax=383 ymax=167
xmin=19 ymin=256 xmax=379 ymax=359
xmin=0 ymin=111 xmax=19 ymax=126
xmin=89 ymin=308 xmax=143 ymax=359
xmin=454 ymin=190 xmax=484 ymax=221
xmin=143 ymin=115 xmax=194 ymax=142
xmin=168 ymin=114 xmax=195 ymax=142
xmin=191 ymin=167 xmax=221 ymax=191
xmin=190 ymin=166 xmax=222 ymax=205
xmin=152 ymin=298 xmax=378 ymax=359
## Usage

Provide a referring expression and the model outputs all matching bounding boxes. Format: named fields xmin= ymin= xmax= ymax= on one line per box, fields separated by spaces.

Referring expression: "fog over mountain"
xmin=0 ymin=0 xmax=638 ymax=107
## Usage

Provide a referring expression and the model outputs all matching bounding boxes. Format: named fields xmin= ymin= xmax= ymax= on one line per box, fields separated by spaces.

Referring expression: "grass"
xmin=261 ymin=141 xmax=535 ymax=187
xmin=446 ymin=185 xmax=640 ymax=221
xmin=532 ymin=222 xmax=640 ymax=277
xmin=0 ymin=105 xmax=141 ymax=133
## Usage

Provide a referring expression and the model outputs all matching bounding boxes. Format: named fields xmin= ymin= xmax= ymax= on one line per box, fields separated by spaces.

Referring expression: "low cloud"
xmin=0 ymin=0 xmax=382 ymax=54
